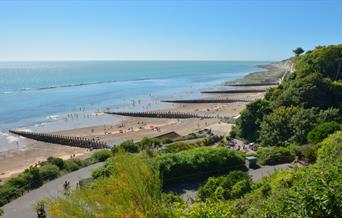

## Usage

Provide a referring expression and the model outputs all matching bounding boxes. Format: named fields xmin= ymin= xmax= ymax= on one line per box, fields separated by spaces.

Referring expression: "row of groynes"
xmin=201 ymin=89 xmax=267 ymax=94
xmin=9 ymin=130 xmax=109 ymax=149
xmin=225 ymin=82 xmax=278 ymax=86
xmin=105 ymin=111 xmax=235 ymax=123
xmin=161 ymin=98 xmax=251 ymax=104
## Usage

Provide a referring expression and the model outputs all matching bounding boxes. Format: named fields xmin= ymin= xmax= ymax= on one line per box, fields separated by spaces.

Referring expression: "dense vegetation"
xmin=233 ymin=45 xmax=342 ymax=148
xmin=0 ymin=150 xmax=112 ymax=207
xmin=158 ymin=147 xmax=246 ymax=185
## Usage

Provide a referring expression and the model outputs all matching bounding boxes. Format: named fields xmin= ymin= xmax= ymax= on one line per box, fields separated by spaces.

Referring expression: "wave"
xmin=0 ymin=77 xmax=166 ymax=95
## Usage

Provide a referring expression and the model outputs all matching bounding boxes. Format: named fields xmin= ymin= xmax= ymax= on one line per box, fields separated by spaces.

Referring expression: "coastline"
xmin=0 ymin=61 xmax=287 ymax=181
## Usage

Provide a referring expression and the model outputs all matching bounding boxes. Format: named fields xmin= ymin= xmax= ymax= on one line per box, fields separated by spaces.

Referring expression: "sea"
xmin=0 ymin=61 xmax=269 ymax=151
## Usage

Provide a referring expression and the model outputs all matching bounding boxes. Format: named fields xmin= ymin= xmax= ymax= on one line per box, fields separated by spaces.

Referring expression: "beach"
xmin=0 ymin=62 xmax=289 ymax=181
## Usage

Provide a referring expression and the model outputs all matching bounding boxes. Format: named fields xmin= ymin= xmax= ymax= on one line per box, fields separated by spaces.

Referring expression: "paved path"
xmin=248 ymin=163 xmax=291 ymax=181
xmin=1 ymin=162 xmax=103 ymax=218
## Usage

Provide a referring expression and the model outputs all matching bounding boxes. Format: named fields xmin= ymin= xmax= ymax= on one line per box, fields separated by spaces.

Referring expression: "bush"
xmin=64 ymin=159 xmax=81 ymax=172
xmin=39 ymin=164 xmax=60 ymax=181
xmin=316 ymin=131 xmax=342 ymax=165
xmin=235 ymin=99 xmax=272 ymax=142
xmin=257 ymin=147 xmax=295 ymax=165
xmin=114 ymin=140 xmax=140 ymax=153
xmin=158 ymin=147 xmax=246 ymax=185
xmin=307 ymin=121 xmax=341 ymax=144
xmin=23 ymin=167 xmax=43 ymax=189
xmin=138 ymin=137 xmax=162 ymax=150
xmin=47 ymin=157 xmax=65 ymax=170
xmin=91 ymin=150 xmax=112 ymax=162
xmin=198 ymin=171 xmax=251 ymax=201
xmin=295 ymin=144 xmax=317 ymax=162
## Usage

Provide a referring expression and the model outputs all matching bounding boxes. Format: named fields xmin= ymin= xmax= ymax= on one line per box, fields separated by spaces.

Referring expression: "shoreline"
xmin=0 ymin=61 xmax=287 ymax=181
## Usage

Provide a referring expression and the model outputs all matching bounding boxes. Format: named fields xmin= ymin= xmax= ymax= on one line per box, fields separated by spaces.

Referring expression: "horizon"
xmin=1 ymin=1 xmax=341 ymax=61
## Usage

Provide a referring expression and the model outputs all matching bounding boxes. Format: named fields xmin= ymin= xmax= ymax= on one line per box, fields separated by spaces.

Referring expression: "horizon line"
xmin=0 ymin=59 xmax=279 ymax=62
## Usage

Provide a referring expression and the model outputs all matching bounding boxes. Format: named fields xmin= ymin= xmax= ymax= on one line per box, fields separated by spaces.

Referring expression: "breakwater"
xmin=225 ymin=82 xmax=278 ymax=86
xmin=9 ymin=130 xmax=109 ymax=149
xmin=161 ymin=98 xmax=250 ymax=104
xmin=201 ymin=89 xmax=267 ymax=94
xmin=105 ymin=111 xmax=235 ymax=123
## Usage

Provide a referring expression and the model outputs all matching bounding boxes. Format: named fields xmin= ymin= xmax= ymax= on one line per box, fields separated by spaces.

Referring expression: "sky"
xmin=0 ymin=0 xmax=341 ymax=61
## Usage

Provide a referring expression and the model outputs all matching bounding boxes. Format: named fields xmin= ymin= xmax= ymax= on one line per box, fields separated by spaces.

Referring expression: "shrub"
xmin=39 ymin=164 xmax=60 ymax=181
xmin=23 ymin=167 xmax=43 ymax=189
xmin=235 ymin=99 xmax=272 ymax=142
xmin=64 ymin=159 xmax=80 ymax=172
xmin=114 ymin=140 xmax=140 ymax=153
xmin=47 ymin=157 xmax=65 ymax=170
xmin=295 ymin=144 xmax=317 ymax=162
xmin=307 ymin=121 xmax=341 ymax=144
xmin=198 ymin=171 xmax=251 ymax=201
xmin=257 ymin=146 xmax=295 ymax=165
xmin=158 ymin=147 xmax=246 ymax=185
xmin=91 ymin=150 xmax=112 ymax=162
xmin=138 ymin=137 xmax=162 ymax=150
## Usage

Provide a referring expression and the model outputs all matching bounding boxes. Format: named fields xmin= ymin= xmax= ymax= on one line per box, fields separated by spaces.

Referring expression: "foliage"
xmin=91 ymin=149 xmax=112 ymax=162
xmin=158 ymin=147 xmax=246 ymax=185
xmin=316 ymin=131 xmax=342 ymax=164
xmin=307 ymin=121 xmax=341 ymax=144
xmin=46 ymin=157 xmax=65 ymax=170
xmin=257 ymin=146 xmax=295 ymax=165
xmin=259 ymin=106 xmax=340 ymax=146
xmin=39 ymin=164 xmax=60 ymax=181
xmin=294 ymin=144 xmax=318 ymax=162
xmin=48 ymin=153 xmax=170 ymax=218
xmin=293 ymin=47 xmax=304 ymax=56
xmin=197 ymin=171 xmax=251 ymax=201
xmin=138 ymin=137 xmax=162 ymax=150
xmin=162 ymin=135 xmax=222 ymax=153
xmin=113 ymin=140 xmax=140 ymax=153
xmin=233 ymin=99 xmax=272 ymax=142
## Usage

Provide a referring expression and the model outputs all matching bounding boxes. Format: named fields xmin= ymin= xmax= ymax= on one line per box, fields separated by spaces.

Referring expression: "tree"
xmin=234 ymin=99 xmax=271 ymax=142
xmin=293 ymin=47 xmax=304 ymax=56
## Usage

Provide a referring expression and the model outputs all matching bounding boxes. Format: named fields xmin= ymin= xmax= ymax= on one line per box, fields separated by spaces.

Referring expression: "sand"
xmin=0 ymin=90 xmax=268 ymax=181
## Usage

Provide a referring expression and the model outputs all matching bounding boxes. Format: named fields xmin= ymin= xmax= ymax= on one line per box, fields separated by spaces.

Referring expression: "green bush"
xmin=295 ymin=144 xmax=317 ymax=162
xmin=307 ymin=121 xmax=341 ymax=144
xmin=257 ymin=146 xmax=295 ymax=165
xmin=64 ymin=159 xmax=81 ymax=172
xmin=47 ymin=157 xmax=65 ymax=170
xmin=158 ymin=147 xmax=246 ymax=185
xmin=114 ymin=140 xmax=140 ymax=153
xmin=234 ymin=99 xmax=272 ymax=142
xmin=23 ymin=167 xmax=43 ymax=189
xmin=39 ymin=164 xmax=60 ymax=181
xmin=198 ymin=171 xmax=251 ymax=201
xmin=138 ymin=137 xmax=162 ymax=150
xmin=91 ymin=150 xmax=112 ymax=162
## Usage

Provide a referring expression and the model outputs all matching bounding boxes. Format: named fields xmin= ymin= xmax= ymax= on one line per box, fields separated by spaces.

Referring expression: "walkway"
xmin=1 ymin=162 xmax=103 ymax=218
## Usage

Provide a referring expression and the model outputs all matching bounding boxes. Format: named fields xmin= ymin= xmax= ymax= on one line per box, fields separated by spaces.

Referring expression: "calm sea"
xmin=0 ymin=61 xmax=268 ymax=134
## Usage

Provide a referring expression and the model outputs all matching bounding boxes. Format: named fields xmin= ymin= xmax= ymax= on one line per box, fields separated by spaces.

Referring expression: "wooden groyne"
xmin=161 ymin=98 xmax=251 ymax=104
xmin=105 ymin=111 xmax=236 ymax=123
xmin=106 ymin=111 xmax=210 ymax=119
xmin=225 ymin=82 xmax=278 ymax=87
xmin=201 ymin=89 xmax=267 ymax=94
xmin=9 ymin=130 xmax=109 ymax=149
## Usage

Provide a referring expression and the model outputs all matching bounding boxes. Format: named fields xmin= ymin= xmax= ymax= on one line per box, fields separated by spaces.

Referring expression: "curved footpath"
xmin=1 ymin=162 xmax=103 ymax=218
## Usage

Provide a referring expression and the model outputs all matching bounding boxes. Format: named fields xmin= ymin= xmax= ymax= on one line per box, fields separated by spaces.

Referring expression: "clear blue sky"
xmin=0 ymin=0 xmax=341 ymax=61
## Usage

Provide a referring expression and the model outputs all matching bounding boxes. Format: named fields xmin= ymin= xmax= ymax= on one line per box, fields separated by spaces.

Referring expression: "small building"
xmin=246 ymin=156 xmax=257 ymax=168
xmin=154 ymin=131 xmax=181 ymax=140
